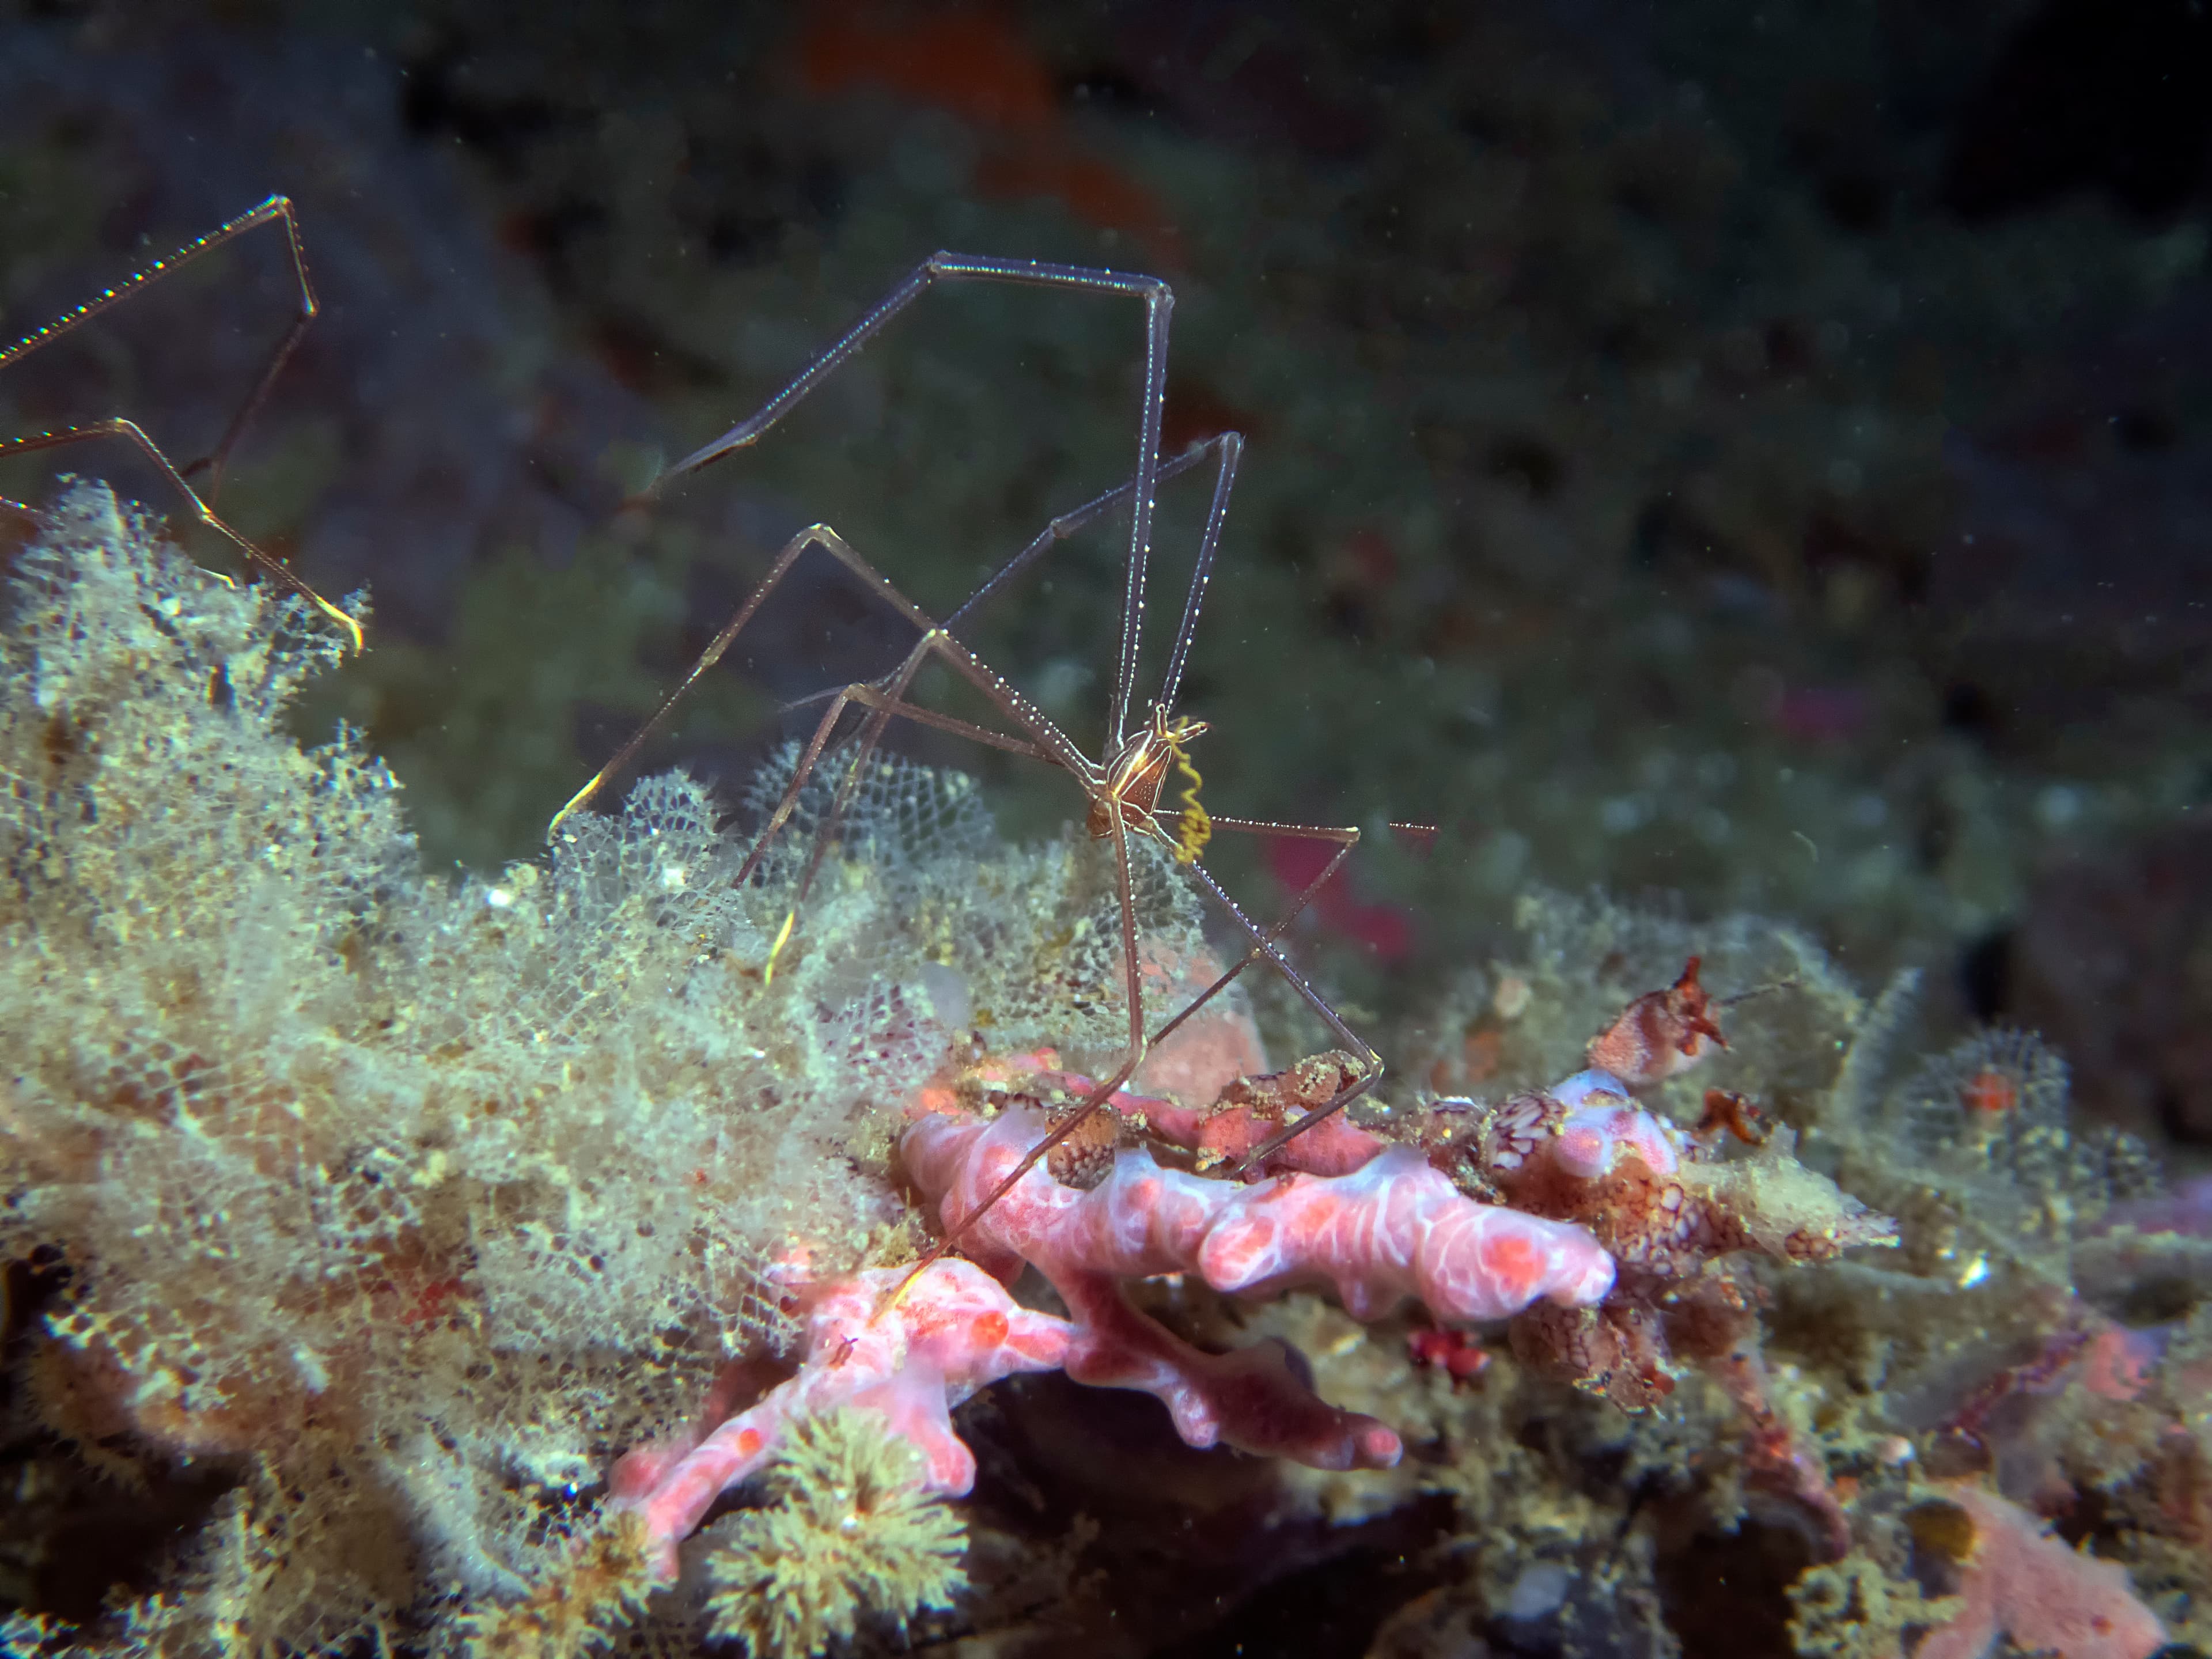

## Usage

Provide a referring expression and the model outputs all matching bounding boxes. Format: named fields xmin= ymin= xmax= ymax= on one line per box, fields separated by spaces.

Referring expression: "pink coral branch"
xmin=934 ymin=1052 xmax=1389 ymax=1175
xmin=609 ymin=1259 xmax=1069 ymax=1580
xmin=903 ymin=1108 xmax=1615 ymax=1323
xmin=1137 ymin=1088 xmax=1389 ymax=1176
xmin=611 ymin=1107 xmax=1616 ymax=1580
xmin=1052 ymin=1271 xmax=1404 ymax=1469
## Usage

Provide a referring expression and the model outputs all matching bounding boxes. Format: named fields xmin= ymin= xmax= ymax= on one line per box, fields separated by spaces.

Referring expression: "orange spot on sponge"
xmin=1483 ymin=1233 xmax=1546 ymax=1301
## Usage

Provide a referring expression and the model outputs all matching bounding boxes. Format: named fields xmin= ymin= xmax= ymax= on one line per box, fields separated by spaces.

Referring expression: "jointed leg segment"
xmin=0 ymin=196 xmax=359 ymax=650
xmin=561 ymin=251 xmax=1400 ymax=1281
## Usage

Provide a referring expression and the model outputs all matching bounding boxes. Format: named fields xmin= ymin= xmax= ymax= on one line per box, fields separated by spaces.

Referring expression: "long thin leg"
xmin=882 ymin=425 xmax=1287 ymax=1275
xmin=550 ymin=523 xmax=857 ymax=839
xmin=939 ymin=431 xmax=1240 ymax=734
xmin=892 ymin=432 xmax=1259 ymax=1234
xmin=943 ymin=435 xmax=1229 ymax=639
xmin=552 ymin=524 xmax=1131 ymax=1015
xmin=589 ymin=256 xmax=1398 ymax=1244
xmin=0 ymin=196 xmax=312 ymax=397
xmin=1153 ymin=431 xmax=1241 ymax=719
xmin=548 ymin=521 xmax=1093 ymax=840
xmin=188 ymin=302 xmax=315 ymax=506
xmin=777 ymin=680 xmax=1050 ymax=762
xmin=676 ymin=625 xmax=1050 ymax=986
xmin=893 ymin=797 xmax=1153 ymax=1291
xmin=782 ymin=626 xmax=975 ymax=911
xmin=1143 ymin=817 xmax=1363 ymax=1055
xmin=910 ymin=816 xmax=1364 ymax=1277
xmin=1178 ymin=817 xmax=1452 ymax=1171
xmin=644 ymin=252 xmax=1173 ymax=753
xmin=710 ymin=640 xmax=1007 ymax=989
xmin=0 ymin=419 xmax=360 ymax=653
xmin=176 ymin=201 xmax=318 ymax=503
xmin=870 ymin=810 xmax=1391 ymax=1298
xmin=893 ymin=807 xmax=1407 ymax=1293
xmin=724 ymin=675 xmax=889 ymax=897
xmin=782 ymin=609 xmax=1168 ymax=956
xmin=566 ymin=432 xmax=1234 ymax=842
xmin=737 ymin=430 xmax=1241 ymax=1002
xmin=0 ymin=197 xmax=354 ymax=649
xmin=1183 ymin=859 xmax=1382 ymax=1156
xmin=555 ymin=418 xmax=1258 ymax=858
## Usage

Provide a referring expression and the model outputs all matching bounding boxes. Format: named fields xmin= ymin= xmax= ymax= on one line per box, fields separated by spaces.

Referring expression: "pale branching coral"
xmin=701 ymin=1410 xmax=967 ymax=1659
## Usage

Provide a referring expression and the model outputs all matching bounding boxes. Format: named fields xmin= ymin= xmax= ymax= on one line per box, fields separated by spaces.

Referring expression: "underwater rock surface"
xmin=0 ymin=487 xmax=2200 ymax=1656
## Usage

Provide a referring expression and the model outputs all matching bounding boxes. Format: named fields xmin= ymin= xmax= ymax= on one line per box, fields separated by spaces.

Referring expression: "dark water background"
xmin=5 ymin=0 xmax=2211 ymax=1157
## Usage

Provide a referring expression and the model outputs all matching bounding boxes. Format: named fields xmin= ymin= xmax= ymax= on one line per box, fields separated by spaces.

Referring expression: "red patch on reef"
xmin=1268 ymin=836 xmax=1415 ymax=963
xmin=399 ymin=1275 xmax=469 ymax=1327
xmin=1480 ymin=1233 xmax=1546 ymax=1302
xmin=1161 ymin=380 xmax=1265 ymax=452
xmin=970 ymin=1309 xmax=1010 ymax=1349
xmin=1960 ymin=1067 xmax=2020 ymax=1116
xmin=1408 ymin=1327 xmax=1490 ymax=1383
xmin=793 ymin=0 xmax=1187 ymax=266
xmin=798 ymin=3 xmax=1055 ymax=130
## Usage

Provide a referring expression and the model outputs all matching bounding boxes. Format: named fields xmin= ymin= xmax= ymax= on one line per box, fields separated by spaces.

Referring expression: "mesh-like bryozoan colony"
xmin=3 ymin=488 xmax=2202 ymax=1659
xmin=0 ymin=486 xmax=1218 ymax=1656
